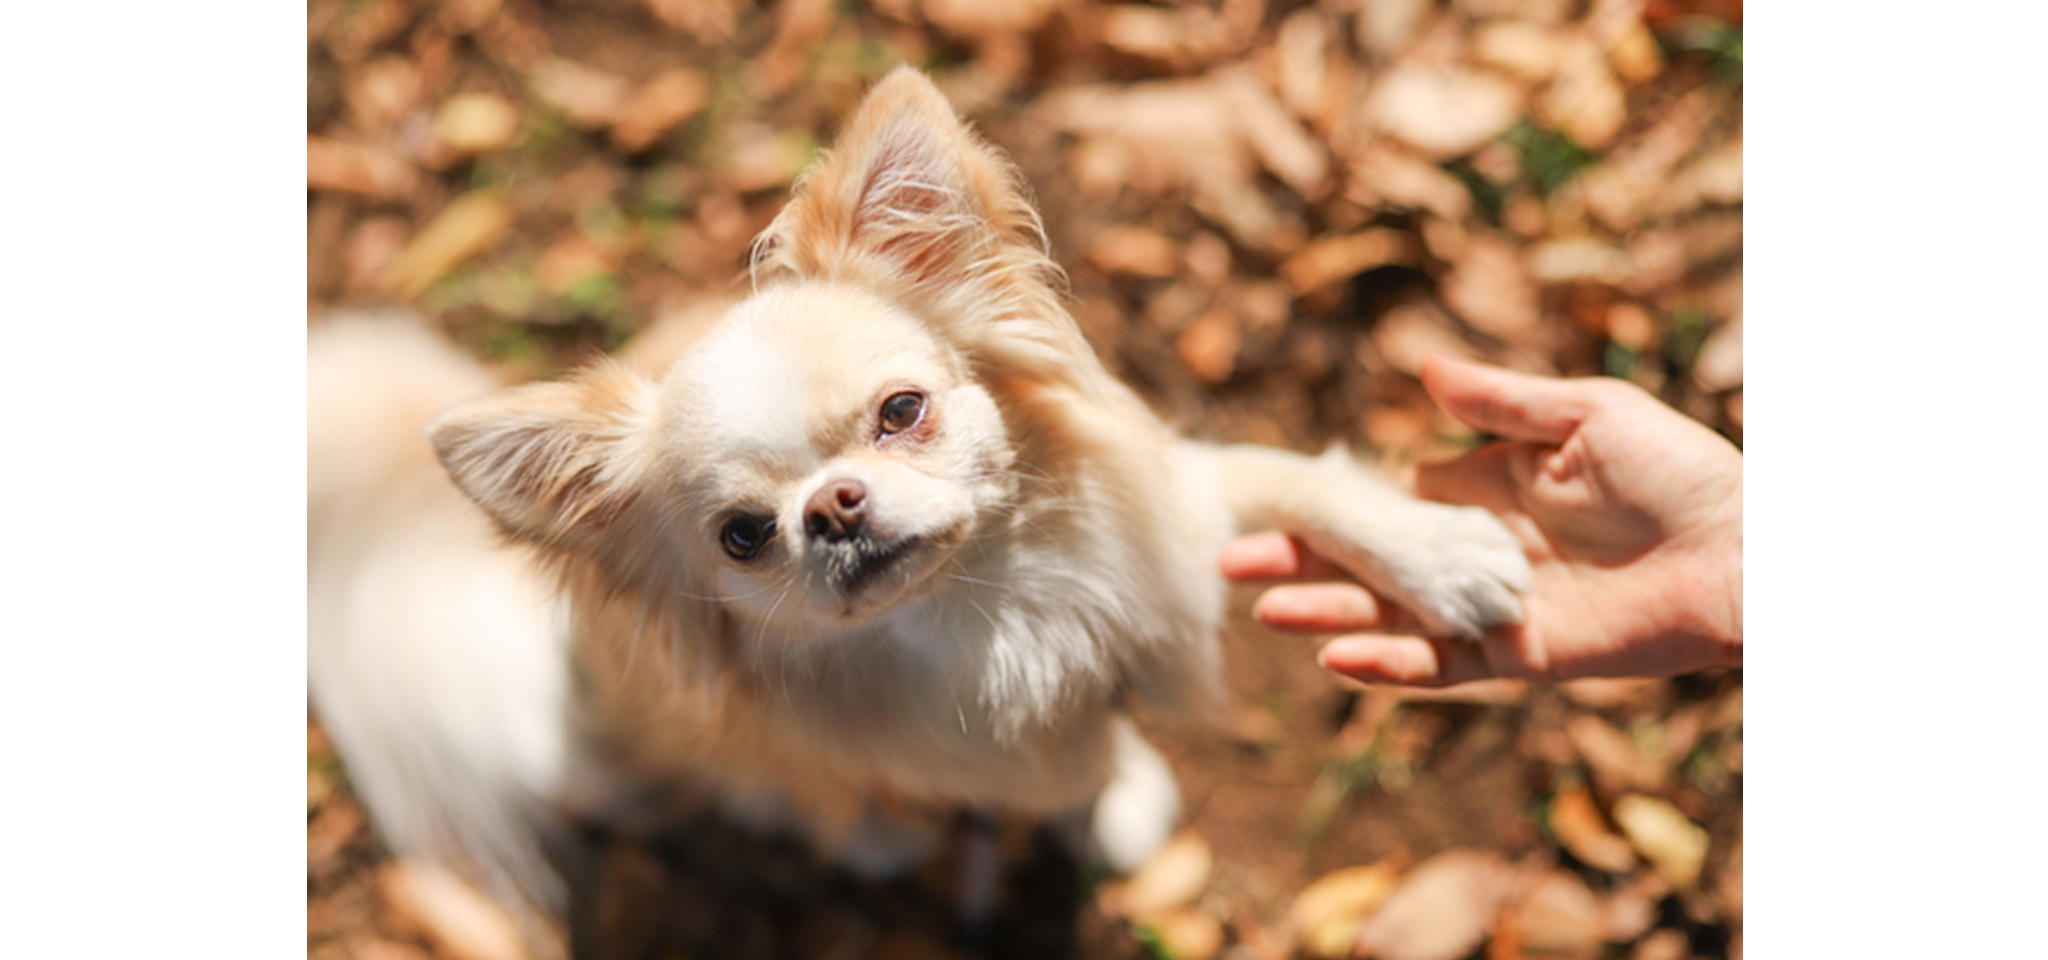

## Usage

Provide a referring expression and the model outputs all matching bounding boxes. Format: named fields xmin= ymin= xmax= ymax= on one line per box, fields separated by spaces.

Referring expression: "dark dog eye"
xmin=878 ymin=391 xmax=925 ymax=436
xmin=719 ymin=515 xmax=775 ymax=561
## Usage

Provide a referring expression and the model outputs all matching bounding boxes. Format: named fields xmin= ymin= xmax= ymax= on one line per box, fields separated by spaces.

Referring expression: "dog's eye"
xmin=878 ymin=391 xmax=925 ymax=436
xmin=719 ymin=515 xmax=775 ymax=561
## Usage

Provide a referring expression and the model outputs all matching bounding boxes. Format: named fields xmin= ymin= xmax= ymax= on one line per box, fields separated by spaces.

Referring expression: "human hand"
xmin=1221 ymin=355 xmax=1742 ymax=687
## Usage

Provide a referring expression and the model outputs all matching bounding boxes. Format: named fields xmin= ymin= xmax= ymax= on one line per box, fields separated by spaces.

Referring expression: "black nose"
xmin=804 ymin=479 xmax=867 ymax=543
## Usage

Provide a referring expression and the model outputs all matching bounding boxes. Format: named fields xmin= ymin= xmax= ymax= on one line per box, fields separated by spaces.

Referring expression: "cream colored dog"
xmin=308 ymin=67 xmax=1529 ymax=917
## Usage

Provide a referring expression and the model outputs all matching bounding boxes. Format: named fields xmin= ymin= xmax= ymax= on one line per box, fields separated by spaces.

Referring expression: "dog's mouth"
xmin=822 ymin=535 xmax=921 ymax=599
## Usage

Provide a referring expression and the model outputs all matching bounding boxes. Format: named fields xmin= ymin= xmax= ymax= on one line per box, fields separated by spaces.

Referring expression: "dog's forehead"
xmin=686 ymin=319 xmax=812 ymax=466
xmin=677 ymin=284 xmax=950 ymax=468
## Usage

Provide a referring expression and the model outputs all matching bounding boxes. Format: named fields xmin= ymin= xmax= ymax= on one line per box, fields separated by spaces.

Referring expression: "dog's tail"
xmin=308 ymin=312 xmax=573 ymax=913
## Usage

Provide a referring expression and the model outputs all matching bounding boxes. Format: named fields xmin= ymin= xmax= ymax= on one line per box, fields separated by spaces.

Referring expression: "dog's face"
xmin=656 ymin=282 xmax=1017 ymax=627
xmin=429 ymin=67 xmax=1106 ymax=645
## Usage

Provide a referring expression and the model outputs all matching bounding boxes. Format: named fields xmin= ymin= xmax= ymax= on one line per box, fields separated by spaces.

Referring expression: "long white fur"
xmin=308 ymin=316 xmax=573 ymax=909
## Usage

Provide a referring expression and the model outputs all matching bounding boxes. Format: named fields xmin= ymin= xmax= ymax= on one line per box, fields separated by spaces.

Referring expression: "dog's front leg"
xmin=1190 ymin=443 xmax=1532 ymax=641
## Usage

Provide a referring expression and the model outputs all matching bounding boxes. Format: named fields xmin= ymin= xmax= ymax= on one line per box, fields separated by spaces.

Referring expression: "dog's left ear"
xmin=427 ymin=362 xmax=657 ymax=550
xmin=756 ymin=65 xmax=1049 ymax=297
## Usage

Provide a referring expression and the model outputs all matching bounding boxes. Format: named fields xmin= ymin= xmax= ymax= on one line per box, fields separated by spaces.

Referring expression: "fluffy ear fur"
xmin=755 ymin=65 xmax=1039 ymax=290
xmin=427 ymin=361 xmax=657 ymax=548
xmin=754 ymin=66 xmax=1108 ymax=396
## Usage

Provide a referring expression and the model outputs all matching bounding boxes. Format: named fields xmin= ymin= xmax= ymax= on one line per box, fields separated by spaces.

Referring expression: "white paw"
xmin=1089 ymin=721 xmax=1181 ymax=874
xmin=1301 ymin=500 xmax=1532 ymax=642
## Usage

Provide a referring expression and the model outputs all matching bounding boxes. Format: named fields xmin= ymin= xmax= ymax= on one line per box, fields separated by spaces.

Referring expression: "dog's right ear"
xmin=428 ymin=362 xmax=656 ymax=548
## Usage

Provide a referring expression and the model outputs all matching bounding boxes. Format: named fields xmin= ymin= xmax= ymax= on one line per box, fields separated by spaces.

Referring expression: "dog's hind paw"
xmin=1088 ymin=721 xmax=1181 ymax=874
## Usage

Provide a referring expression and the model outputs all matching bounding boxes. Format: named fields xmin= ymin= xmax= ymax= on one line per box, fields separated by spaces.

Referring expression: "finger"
xmin=1316 ymin=634 xmax=1500 ymax=688
xmin=1251 ymin=583 xmax=1386 ymax=633
xmin=1420 ymin=355 xmax=1592 ymax=445
xmin=1219 ymin=531 xmax=1350 ymax=583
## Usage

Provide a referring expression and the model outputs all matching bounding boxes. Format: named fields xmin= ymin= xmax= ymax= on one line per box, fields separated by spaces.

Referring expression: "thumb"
xmin=1420 ymin=355 xmax=1591 ymax=445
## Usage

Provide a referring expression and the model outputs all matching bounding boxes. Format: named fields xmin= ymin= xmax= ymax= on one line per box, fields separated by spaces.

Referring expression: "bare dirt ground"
xmin=308 ymin=2 xmax=1742 ymax=958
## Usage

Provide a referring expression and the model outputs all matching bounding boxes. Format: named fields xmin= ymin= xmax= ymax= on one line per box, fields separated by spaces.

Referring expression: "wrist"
xmin=1681 ymin=486 xmax=1744 ymax=669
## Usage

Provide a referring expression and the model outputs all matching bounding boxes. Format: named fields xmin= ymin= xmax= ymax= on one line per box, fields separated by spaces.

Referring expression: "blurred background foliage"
xmin=308 ymin=1 xmax=1742 ymax=958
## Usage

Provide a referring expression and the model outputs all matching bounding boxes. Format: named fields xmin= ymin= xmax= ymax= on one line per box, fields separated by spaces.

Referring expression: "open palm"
xmin=1222 ymin=356 xmax=1742 ymax=687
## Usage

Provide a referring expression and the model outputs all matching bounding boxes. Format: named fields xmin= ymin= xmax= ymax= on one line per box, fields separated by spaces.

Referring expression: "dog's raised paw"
xmin=1298 ymin=501 xmax=1533 ymax=642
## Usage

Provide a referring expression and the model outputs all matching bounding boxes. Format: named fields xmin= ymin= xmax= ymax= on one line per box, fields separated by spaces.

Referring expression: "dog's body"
xmin=308 ymin=68 xmax=1529 ymax=919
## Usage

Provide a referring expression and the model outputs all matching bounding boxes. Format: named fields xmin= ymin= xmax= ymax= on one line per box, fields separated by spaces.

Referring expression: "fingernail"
xmin=1253 ymin=588 xmax=1302 ymax=623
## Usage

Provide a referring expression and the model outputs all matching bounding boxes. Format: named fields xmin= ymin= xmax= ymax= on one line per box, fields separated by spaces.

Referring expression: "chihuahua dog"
xmin=308 ymin=67 xmax=1529 ymax=920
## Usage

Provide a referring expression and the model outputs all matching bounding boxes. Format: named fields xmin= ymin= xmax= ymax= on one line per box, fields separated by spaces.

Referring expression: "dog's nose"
xmin=804 ymin=479 xmax=867 ymax=542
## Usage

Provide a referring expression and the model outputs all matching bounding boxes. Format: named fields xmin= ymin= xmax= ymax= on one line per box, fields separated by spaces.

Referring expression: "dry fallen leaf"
xmin=1227 ymin=704 xmax=1288 ymax=749
xmin=307 ymin=766 xmax=335 ymax=811
xmin=1675 ymin=210 xmax=1744 ymax=269
xmin=1717 ymin=836 xmax=1743 ymax=922
xmin=379 ymin=860 xmax=533 ymax=960
xmin=436 ymin=92 xmax=521 ymax=156
xmin=1608 ymin=21 xmax=1664 ymax=84
xmin=1227 ymin=280 xmax=1292 ymax=332
xmin=1627 ymin=928 xmax=1687 ymax=960
xmin=1177 ymin=308 xmax=1243 ymax=385
xmin=1144 ymin=282 xmax=1209 ymax=334
xmin=1087 ymin=225 xmax=1181 ymax=279
xmin=1185 ymin=232 xmax=1233 ymax=288
xmin=344 ymin=216 xmax=412 ymax=295
xmin=1105 ymin=831 xmax=1215 ymax=917
xmin=1541 ymin=36 xmax=1626 ymax=150
xmin=1601 ymin=870 xmax=1669 ymax=943
xmin=1362 ymin=404 xmax=1434 ymax=456
xmin=641 ymin=0 xmax=740 ymax=42
xmin=719 ymin=123 xmax=813 ymax=193
xmin=1441 ymin=231 xmax=1540 ymax=338
xmin=1471 ymin=20 xmax=1564 ymax=83
xmin=1353 ymin=850 xmax=1517 ymax=960
xmin=1386 ymin=680 xmax=1530 ymax=705
xmin=380 ymin=190 xmax=515 ymax=298
xmin=921 ymin=0 xmax=1067 ymax=39
xmin=753 ymin=0 xmax=834 ymax=97
xmin=610 ymin=68 xmax=709 ymax=153
xmin=1281 ymin=228 xmax=1420 ymax=294
xmin=306 ymin=795 xmax=363 ymax=871
xmin=1099 ymin=5 xmax=1191 ymax=64
xmin=1612 ymin=794 xmax=1709 ymax=889
xmin=306 ymin=136 xmax=421 ymax=198
xmin=1558 ymin=678 xmax=1663 ymax=710
xmin=1290 ymin=859 xmax=1405 ymax=959
xmin=1692 ymin=316 xmax=1742 ymax=391
xmin=325 ymin=0 xmax=411 ymax=63
xmin=344 ymin=55 xmax=424 ymax=135
xmin=1547 ymin=785 xmax=1638 ymax=873
xmin=438 ymin=0 xmax=503 ymax=33
xmin=535 ymin=233 xmax=614 ymax=296
xmin=1139 ymin=905 xmax=1225 ymax=960
xmin=354 ymin=939 xmax=438 ymax=960
xmin=1036 ymin=66 xmax=1328 ymax=205
xmin=1355 ymin=0 xmax=1431 ymax=59
xmin=1495 ymin=869 xmax=1605 ymax=960
xmin=1273 ymin=9 xmax=1329 ymax=120
xmin=1097 ymin=0 xmax=1261 ymax=71
xmin=1372 ymin=300 xmax=1477 ymax=378
xmin=1565 ymin=714 xmax=1666 ymax=796
xmin=1604 ymin=302 xmax=1657 ymax=351
xmin=1527 ymin=238 xmax=1634 ymax=287
xmin=529 ymin=57 xmax=629 ymax=127
xmin=1345 ymin=145 xmax=1476 ymax=222
xmin=1661 ymin=136 xmax=1744 ymax=215
xmin=1363 ymin=64 xmax=1524 ymax=160
xmin=1576 ymin=88 xmax=1715 ymax=231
